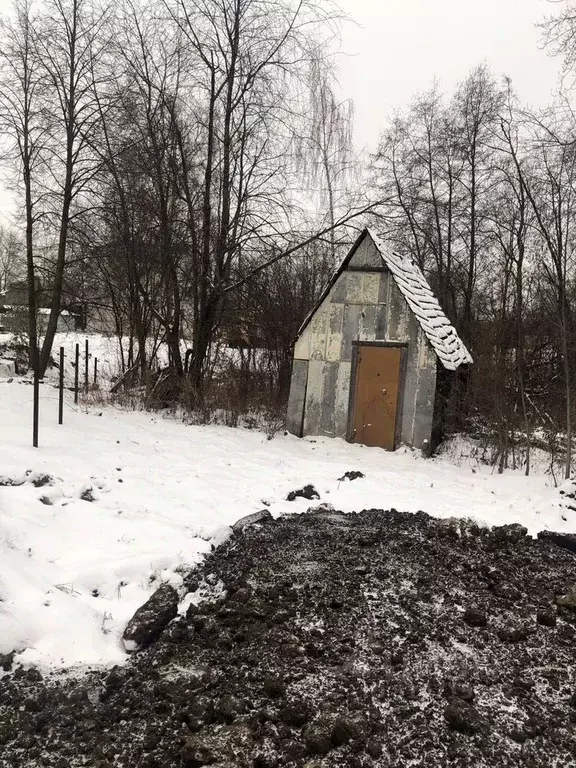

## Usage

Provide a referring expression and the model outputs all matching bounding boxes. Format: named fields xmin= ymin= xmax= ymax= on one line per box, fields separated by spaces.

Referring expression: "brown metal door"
xmin=352 ymin=345 xmax=402 ymax=450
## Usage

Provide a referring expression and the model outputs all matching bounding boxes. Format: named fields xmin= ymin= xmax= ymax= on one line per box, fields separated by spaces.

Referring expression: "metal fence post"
xmin=58 ymin=346 xmax=64 ymax=425
xmin=33 ymin=348 xmax=39 ymax=447
xmin=74 ymin=343 xmax=79 ymax=404
xmin=84 ymin=338 xmax=89 ymax=393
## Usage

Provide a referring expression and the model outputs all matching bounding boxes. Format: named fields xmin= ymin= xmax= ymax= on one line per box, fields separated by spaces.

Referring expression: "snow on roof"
xmin=37 ymin=308 xmax=72 ymax=316
xmin=296 ymin=229 xmax=472 ymax=371
xmin=367 ymin=229 xmax=473 ymax=371
xmin=0 ymin=304 xmax=73 ymax=317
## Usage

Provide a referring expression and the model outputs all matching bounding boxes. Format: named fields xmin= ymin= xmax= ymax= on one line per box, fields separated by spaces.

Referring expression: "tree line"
xmin=0 ymin=0 xmax=364 ymax=384
xmin=374 ymin=63 xmax=576 ymax=477
xmin=1 ymin=0 xmax=576 ymax=476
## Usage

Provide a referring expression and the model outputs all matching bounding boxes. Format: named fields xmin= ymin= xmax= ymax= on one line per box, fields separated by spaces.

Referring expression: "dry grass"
xmin=79 ymin=366 xmax=287 ymax=439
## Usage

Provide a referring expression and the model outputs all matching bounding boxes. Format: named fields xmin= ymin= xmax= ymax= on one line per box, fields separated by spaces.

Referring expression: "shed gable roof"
xmin=297 ymin=229 xmax=473 ymax=371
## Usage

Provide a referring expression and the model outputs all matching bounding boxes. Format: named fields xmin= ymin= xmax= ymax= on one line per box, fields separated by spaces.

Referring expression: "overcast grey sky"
xmin=336 ymin=0 xmax=562 ymax=150
xmin=0 ymin=0 xmax=565 ymax=221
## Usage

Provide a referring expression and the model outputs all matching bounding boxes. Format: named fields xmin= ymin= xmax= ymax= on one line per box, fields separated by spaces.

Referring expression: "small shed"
xmin=286 ymin=229 xmax=472 ymax=451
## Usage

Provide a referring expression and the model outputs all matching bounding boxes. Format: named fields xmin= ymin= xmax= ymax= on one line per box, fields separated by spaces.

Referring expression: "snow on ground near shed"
xmin=0 ymin=331 xmax=144 ymax=387
xmin=0 ymin=378 xmax=573 ymax=672
xmin=0 ymin=330 xmax=260 ymax=386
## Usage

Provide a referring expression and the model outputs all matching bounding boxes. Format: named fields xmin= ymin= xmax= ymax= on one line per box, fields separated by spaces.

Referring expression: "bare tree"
xmin=32 ymin=0 xmax=109 ymax=375
xmin=495 ymin=83 xmax=536 ymax=474
xmin=296 ymin=55 xmax=355 ymax=265
xmin=375 ymin=84 xmax=467 ymax=322
xmin=0 ymin=225 xmax=24 ymax=292
xmin=513 ymin=114 xmax=576 ymax=479
xmin=541 ymin=1 xmax=576 ymax=75
xmin=0 ymin=0 xmax=43 ymax=364
xmin=452 ymin=65 xmax=503 ymax=341
xmin=372 ymin=67 xmax=575 ymax=470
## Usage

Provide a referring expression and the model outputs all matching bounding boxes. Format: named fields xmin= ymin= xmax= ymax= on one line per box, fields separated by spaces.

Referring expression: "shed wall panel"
xmin=326 ymin=304 xmax=344 ymax=362
xmin=349 ymin=237 xmax=382 ymax=268
xmin=334 ymin=362 xmax=352 ymax=438
xmin=331 ymin=273 xmax=347 ymax=303
xmin=378 ymin=269 xmax=390 ymax=305
xmin=343 ymin=304 xmax=364 ymax=362
xmin=412 ymin=334 xmax=437 ymax=447
xmin=360 ymin=305 xmax=377 ymax=340
xmin=375 ymin=302 xmax=389 ymax=340
xmin=362 ymin=273 xmax=381 ymax=304
xmin=310 ymin=309 xmax=329 ymax=360
xmin=320 ymin=362 xmax=338 ymax=436
xmin=346 ymin=272 xmax=363 ymax=303
xmin=293 ymin=326 xmax=312 ymax=361
xmin=286 ymin=360 xmax=309 ymax=436
xmin=303 ymin=360 xmax=324 ymax=435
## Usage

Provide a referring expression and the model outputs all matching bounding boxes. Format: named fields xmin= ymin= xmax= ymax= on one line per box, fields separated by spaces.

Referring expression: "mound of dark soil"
xmin=1 ymin=508 xmax=576 ymax=767
xmin=286 ymin=485 xmax=320 ymax=502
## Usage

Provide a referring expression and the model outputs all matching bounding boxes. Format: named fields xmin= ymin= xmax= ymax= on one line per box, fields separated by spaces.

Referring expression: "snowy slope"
xmin=0 ymin=376 xmax=572 ymax=671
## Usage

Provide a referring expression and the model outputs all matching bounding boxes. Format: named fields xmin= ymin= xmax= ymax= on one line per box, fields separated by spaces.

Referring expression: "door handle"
xmin=381 ymin=389 xmax=387 ymax=395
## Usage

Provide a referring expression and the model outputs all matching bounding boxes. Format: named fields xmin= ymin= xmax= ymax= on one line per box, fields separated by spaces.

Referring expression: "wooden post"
xmin=84 ymin=338 xmax=89 ymax=393
xmin=74 ymin=343 xmax=79 ymax=404
xmin=33 ymin=348 xmax=39 ymax=447
xmin=58 ymin=346 xmax=64 ymax=425
xmin=94 ymin=357 xmax=98 ymax=387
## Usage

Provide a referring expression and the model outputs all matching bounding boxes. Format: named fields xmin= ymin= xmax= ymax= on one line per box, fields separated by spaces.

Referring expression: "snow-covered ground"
xmin=0 ymin=331 xmax=138 ymax=387
xmin=0 ymin=368 xmax=573 ymax=672
xmin=0 ymin=331 xmax=271 ymax=402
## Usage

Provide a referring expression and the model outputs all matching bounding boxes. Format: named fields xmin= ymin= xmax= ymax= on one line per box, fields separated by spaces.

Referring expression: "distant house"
xmin=1 ymin=280 xmax=36 ymax=307
xmin=286 ymin=229 xmax=472 ymax=451
xmin=0 ymin=280 xmax=79 ymax=334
